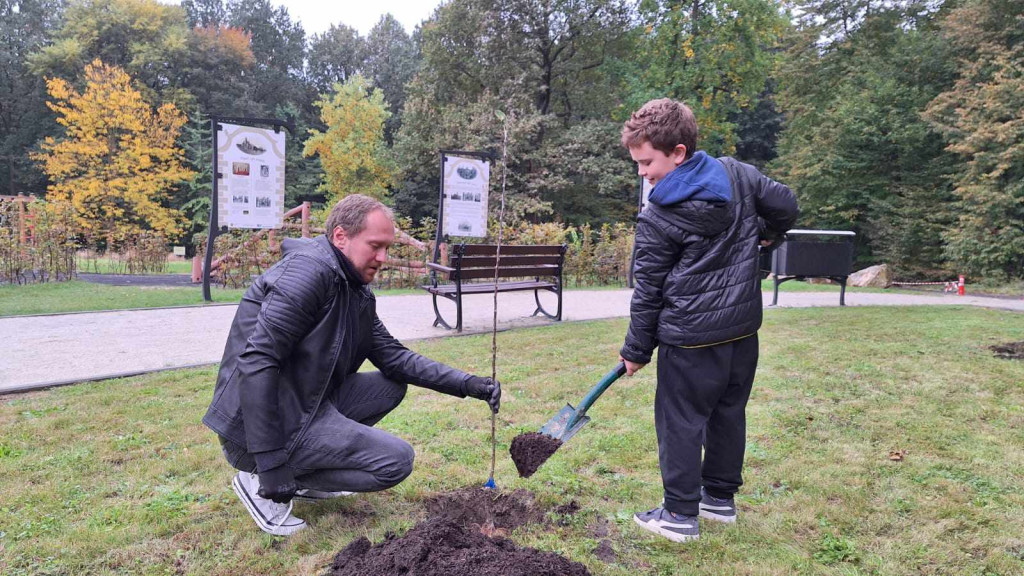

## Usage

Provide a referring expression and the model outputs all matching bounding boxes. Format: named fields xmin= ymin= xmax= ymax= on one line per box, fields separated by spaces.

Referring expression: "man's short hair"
xmin=621 ymin=98 xmax=698 ymax=160
xmin=325 ymin=194 xmax=394 ymax=237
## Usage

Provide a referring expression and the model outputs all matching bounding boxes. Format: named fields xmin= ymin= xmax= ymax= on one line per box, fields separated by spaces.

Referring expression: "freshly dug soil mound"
xmin=509 ymin=432 xmax=562 ymax=478
xmin=990 ymin=341 xmax=1024 ymax=360
xmin=329 ymin=516 xmax=591 ymax=576
xmin=425 ymin=487 xmax=545 ymax=533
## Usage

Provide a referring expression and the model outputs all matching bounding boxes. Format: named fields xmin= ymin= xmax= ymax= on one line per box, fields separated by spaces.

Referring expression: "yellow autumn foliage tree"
xmin=32 ymin=59 xmax=193 ymax=245
xmin=304 ymin=75 xmax=394 ymax=202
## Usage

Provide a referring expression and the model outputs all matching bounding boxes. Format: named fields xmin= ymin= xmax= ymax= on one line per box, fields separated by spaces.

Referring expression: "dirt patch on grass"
xmin=592 ymin=539 xmax=617 ymax=562
xmin=329 ymin=487 xmax=590 ymax=576
xmin=424 ymin=487 xmax=545 ymax=534
xmin=509 ymin=432 xmax=562 ymax=478
xmin=990 ymin=341 xmax=1024 ymax=360
xmin=329 ymin=516 xmax=590 ymax=576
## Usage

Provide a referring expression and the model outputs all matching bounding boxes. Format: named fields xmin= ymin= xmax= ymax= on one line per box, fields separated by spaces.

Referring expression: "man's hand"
xmin=619 ymin=356 xmax=647 ymax=376
xmin=257 ymin=465 xmax=298 ymax=504
xmin=465 ymin=376 xmax=501 ymax=413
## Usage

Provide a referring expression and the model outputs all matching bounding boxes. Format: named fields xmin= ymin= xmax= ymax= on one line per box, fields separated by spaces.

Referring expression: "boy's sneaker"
xmin=698 ymin=487 xmax=737 ymax=523
xmin=231 ymin=472 xmax=307 ymax=536
xmin=293 ymin=488 xmax=354 ymax=502
xmin=633 ymin=507 xmax=700 ymax=542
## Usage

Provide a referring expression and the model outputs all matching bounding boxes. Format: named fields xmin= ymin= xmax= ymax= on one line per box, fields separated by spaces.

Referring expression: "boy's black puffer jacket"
xmin=621 ymin=158 xmax=798 ymax=362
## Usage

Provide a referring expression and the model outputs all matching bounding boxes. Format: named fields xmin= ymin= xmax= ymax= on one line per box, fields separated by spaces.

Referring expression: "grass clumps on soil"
xmin=330 ymin=487 xmax=590 ymax=576
xmin=509 ymin=432 xmax=562 ymax=478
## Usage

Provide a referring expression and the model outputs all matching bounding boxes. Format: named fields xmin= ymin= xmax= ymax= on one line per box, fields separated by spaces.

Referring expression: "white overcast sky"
xmin=277 ymin=0 xmax=443 ymax=36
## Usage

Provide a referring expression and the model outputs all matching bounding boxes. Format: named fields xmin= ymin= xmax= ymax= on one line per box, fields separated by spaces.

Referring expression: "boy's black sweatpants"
xmin=656 ymin=333 xmax=759 ymax=516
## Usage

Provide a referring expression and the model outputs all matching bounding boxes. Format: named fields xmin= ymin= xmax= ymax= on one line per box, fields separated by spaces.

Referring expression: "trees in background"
xmin=923 ymin=0 xmax=1023 ymax=280
xmin=4 ymin=0 xmax=1021 ymax=279
xmin=303 ymin=76 xmax=393 ymax=203
xmin=32 ymin=59 xmax=193 ymax=246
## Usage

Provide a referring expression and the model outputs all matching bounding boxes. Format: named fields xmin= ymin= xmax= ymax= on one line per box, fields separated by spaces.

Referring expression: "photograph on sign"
xmin=218 ymin=125 xmax=286 ymax=230
xmin=443 ymin=156 xmax=490 ymax=237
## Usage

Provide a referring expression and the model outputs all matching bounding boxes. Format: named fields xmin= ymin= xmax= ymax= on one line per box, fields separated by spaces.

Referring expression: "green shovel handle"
xmin=565 ymin=362 xmax=627 ymax=431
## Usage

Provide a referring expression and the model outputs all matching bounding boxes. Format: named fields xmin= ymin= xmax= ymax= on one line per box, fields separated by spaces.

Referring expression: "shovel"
xmin=540 ymin=362 xmax=628 ymax=442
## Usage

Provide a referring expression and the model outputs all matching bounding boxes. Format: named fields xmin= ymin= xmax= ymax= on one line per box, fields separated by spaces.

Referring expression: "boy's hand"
xmin=619 ymin=356 xmax=647 ymax=376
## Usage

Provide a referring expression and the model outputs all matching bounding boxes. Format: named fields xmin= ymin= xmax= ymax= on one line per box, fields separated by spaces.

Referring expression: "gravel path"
xmin=1 ymin=289 xmax=1020 ymax=393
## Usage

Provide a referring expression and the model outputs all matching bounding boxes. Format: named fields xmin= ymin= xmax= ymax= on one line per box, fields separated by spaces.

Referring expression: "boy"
xmin=619 ymin=98 xmax=798 ymax=542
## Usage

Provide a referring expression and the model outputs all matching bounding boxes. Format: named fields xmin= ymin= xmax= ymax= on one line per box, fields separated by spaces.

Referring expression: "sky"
xmin=261 ymin=0 xmax=443 ymax=36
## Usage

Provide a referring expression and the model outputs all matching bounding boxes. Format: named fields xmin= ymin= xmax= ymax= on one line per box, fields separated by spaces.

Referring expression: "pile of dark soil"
xmin=425 ymin=487 xmax=545 ymax=534
xmin=990 ymin=341 xmax=1024 ymax=360
xmin=329 ymin=516 xmax=591 ymax=576
xmin=509 ymin=432 xmax=563 ymax=478
xmin=329 ymin=487 xmax=590 ymax=576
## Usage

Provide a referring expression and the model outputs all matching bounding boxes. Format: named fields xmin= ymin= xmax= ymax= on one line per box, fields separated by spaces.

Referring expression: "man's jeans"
xmin=220 ymin=371 xmax=414 ymax=493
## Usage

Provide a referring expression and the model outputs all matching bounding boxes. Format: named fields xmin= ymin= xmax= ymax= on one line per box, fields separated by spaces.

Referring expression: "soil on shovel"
xmin=990 ymin=341 xmax=1024 ymax=360
xmin=329 ymin=516 xmax=591 ymax=576
xmin=509 ymin=432 xmax=563 ymax=478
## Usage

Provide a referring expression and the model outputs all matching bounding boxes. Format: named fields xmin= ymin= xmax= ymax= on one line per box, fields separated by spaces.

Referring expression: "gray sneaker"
xmin=293 ymin=488 xmax=354 ymax=502
xmin=698 ymin=487 xmax=737 ymax=523
xmin=633 ymin=507 xmax=700 ymax=542
xmin=231 ymin=472 xmax=307 ymax=536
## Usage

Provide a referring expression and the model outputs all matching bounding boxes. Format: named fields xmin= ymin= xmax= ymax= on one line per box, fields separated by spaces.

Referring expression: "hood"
xmin=643 ymin=152 xmax=735 ymax=238
xmin=648 ymin=151 xmax=733 ymax=206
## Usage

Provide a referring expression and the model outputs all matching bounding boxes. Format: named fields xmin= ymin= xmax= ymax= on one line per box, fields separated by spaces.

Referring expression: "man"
xmin=619 ymin=99 xmax=798 ymax=542
xmin=203 ymin=194 xmax=500 ymax=536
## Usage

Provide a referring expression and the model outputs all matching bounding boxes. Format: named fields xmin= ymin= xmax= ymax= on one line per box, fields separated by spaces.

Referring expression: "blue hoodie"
xmin=648 ymin=151 xmax=732 ymax=206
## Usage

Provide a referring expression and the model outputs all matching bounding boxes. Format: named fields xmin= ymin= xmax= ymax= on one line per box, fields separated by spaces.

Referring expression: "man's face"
xmin=629 ymin=141 xmax=687 ymax=187
xmin=331 ymin=209 xmax=395 ymax=283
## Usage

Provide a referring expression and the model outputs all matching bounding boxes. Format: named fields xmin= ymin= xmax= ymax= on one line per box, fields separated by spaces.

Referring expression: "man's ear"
xmin=672 ymin=144 xmax=688 ymax=165
xmin=330 ymin=226 xmax=347 ymax=250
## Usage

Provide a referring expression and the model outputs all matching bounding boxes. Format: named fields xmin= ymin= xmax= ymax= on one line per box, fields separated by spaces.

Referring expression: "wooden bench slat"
xmin=456 ymin=265 xmax=560 ymax=280
xmin=458 ymin=255 xmax=562 ymax=268
xmin=425 ymin=279 xmax=556 ymax=295
xmin=459 ymin=244 xmax=564 ymax=256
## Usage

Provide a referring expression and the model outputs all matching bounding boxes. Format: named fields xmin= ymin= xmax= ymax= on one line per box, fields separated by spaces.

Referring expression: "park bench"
xmin=766 ymin=229 xmax=856 ymax=306
xmin=422 ymin=243 xmax=567 ymax=332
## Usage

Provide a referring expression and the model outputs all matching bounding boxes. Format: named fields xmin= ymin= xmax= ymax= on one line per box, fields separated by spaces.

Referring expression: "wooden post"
xmin=301 ymin=201 xmax=310 ymax=238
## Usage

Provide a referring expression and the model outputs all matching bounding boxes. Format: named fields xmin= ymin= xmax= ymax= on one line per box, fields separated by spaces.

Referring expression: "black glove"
xmin=464 ymin=376 xmax=501 ymax=413
xmin=257 ymin=465 xmax=298 ymax=504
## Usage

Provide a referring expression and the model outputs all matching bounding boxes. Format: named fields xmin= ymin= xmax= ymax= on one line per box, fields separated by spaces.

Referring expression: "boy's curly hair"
xmin=621 ymin=98 xmax=697 ymax=160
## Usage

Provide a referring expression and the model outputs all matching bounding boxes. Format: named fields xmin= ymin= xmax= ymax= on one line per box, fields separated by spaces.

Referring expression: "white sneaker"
xmin=293 ymin=488 xmax=355 ymax=502
xmin=231 ymin=472 xmax=307 ymax=536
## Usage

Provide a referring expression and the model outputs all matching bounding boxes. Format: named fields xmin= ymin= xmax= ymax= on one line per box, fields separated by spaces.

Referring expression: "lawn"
xmin=1 ymin=307 xmax=1021 ymax=575
xmin=76 ymin=256 xmax=195 ymax=275
xmin=1 ymin=278 xmax=878 ymax=317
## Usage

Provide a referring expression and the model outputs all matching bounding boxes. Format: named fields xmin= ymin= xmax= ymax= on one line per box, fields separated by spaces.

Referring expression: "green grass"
xmin=1 ymin=307 xmax=1021 ymax=575
xmin=77 ymin=257 xmax=194 ymax=275
xmin=0 ymin=281 xmax=246 ymax=316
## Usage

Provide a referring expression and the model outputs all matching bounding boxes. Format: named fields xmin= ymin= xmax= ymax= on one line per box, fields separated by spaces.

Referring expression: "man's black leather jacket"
xmin=203 ymin=235 xmax=473 ymax=471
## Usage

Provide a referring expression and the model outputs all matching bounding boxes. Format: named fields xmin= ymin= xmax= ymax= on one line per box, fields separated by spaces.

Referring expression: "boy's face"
xmin=629 ymin=141 xmax=688 ymax=187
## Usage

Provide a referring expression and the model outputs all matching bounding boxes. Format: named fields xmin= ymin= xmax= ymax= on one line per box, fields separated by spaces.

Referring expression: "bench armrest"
xmin=426 ymin=262 xmax=455 ymax=273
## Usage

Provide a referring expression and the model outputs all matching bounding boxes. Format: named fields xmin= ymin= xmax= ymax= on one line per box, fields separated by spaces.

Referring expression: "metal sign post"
xmin=430 ymin=149 xmax=496 ymax=284
xmin=203 ymin=115 xmax=295 ymax=301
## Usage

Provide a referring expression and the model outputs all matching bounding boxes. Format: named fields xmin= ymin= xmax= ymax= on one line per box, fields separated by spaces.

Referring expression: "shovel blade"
xmin=539 ymin=404 xmax=591 ymax=442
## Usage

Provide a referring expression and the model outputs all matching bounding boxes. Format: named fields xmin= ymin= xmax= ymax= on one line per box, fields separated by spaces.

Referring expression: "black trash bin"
xmin=770 ymin=229 xmax=856 ymax=306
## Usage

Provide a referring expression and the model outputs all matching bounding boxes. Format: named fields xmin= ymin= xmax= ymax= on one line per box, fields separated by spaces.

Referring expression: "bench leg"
xmin=455 ymin=286 xmax=463 ymax=332
xmin=431 ymin=293 xmax=455 ymax=330
xmin=532 ymin=287 xmax=561 ymax=320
